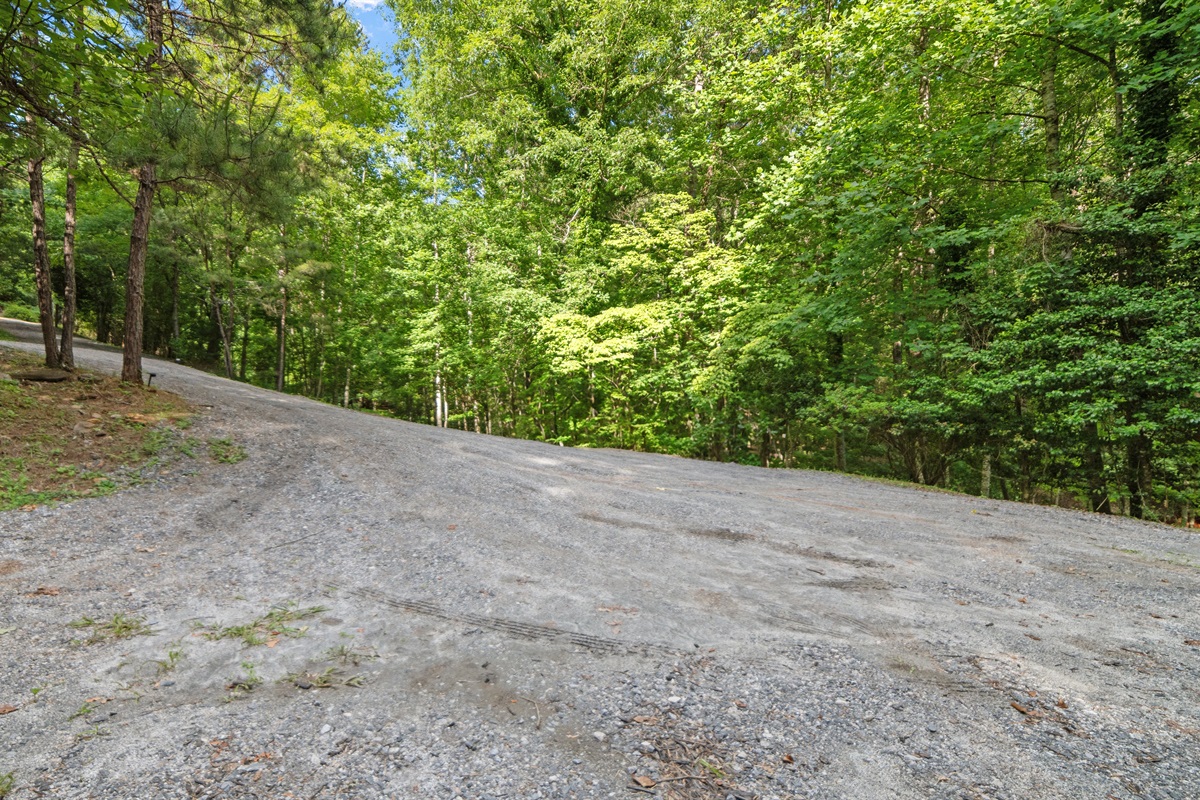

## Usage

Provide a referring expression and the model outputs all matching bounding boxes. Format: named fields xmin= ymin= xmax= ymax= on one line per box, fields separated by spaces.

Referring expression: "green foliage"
xmin=1 ymin=0 xmax=1196 ymax=522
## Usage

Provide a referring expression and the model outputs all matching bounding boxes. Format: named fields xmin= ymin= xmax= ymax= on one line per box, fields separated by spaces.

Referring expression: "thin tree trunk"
xmin=980 ymin=453 xmax=991 ymax=498
xmin=239 ymin=301 xmax=249 ymax=380
xmin=276 ymin=226 xmax=288 ymax=393
xmin=169 ymin=257 xmax=179 ymax=357
xmin=121 ymin=0 xmax=164 ymax=384
xmin=1106 ymin=2 xmax=1123 ymax=141
xmin=276 ymin=284 xmax=287 ymax=392
xmin=1041 ymin=42 xmax=1063 ymax=202
xmin=434 ymin=362 xmax=443 ymax=427
xmin=60 ymin=139 xmax=79 ymax=369
xmin=1084 ymin=421 xmax=1111 ymax=513
xmin=210 ymin=285 xmax=234 ymax=379
xmin=916 ymin=27 xmax=931 ymax=122
xmin=122 ymin=164 xmax=156 ymax=382
xmin=27 ymin=146 xmax=59 ymax=368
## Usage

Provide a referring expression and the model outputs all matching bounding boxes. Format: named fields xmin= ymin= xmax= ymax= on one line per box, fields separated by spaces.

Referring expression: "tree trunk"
xmin=1125 ymin=423 xmax=1152 ymax=520
xmin=27 ymin=147 xmax=59 ymax=369
xmin=276 ymin=225 xmax=288 ymax=393
xmin=1083 ymin=421 xmax=1111 ymax=513
xmin=121 ymin=0 xmax=164 ymax=384
xmin=209 ymin=284 xmax=234 ymax=379
xmin=275 ymin=284 xmax=287 ymax=392
xmin=1041 ymin=42 xmax=1063 ymax=202
xmin=980 ymin=453 xmax=991 ymax=498
xmin=169 ymin=257 xmax=179 ymax=359
xmin=122 ymin=164 xmax=156 ymax=383
xmin=60 ymin=139 xmax=79 ymax=369
xmin=239 ymin=302 xmax=249 ymax=380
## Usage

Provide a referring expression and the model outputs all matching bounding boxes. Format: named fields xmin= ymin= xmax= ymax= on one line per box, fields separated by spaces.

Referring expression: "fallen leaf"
xmin=632 ymin=776 xmax=656 ymax=788
xmin=0 ymin=627 xmax=15 ymax=636
xmin=1017 ymin=597 xmax=1028 ymax=604
xmin=735 ymin=699 xmax=748 ymax=709
xmin=266 ymin=639 xmax=279 ymax=648
xmin=1010 ymin=702 xmax=1031 ymax=715
xmin=1056 ymin=698 xmax=1069 ymax=709
xmin=28 ymin=586 xmax=59 ymax=596
xmin=0 ymin=704 xmax=18 ymax=715
xmin=632 ymin=715 xmax=655 ymax=724
xmin=782 ymin=754 xmax=795 ymax=764
xmin=1185 ymin=640 xmax=1200 ymax=647
xmin=446 ymin=524 xmax=457 ymax=531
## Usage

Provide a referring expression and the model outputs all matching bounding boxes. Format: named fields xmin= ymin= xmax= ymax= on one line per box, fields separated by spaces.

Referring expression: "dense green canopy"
xmin=2 ymin=0 xmax=1198 ymax=521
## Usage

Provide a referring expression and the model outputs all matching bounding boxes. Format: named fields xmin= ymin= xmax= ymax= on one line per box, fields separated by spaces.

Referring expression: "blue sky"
xmin=344 ymin=0 xmax=399 ymax=58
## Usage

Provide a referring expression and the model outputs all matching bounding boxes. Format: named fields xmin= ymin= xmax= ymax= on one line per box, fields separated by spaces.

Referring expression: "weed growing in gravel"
xmin=75 ymin=725 xmax=109 ymax=741
xmin=69 ymin=703 xmax=94 ymax=720
xmin=224 ymin=662 xmax=262 ymax=700
xmin=207 ymin=437 xmax=247 ymax=463
xmin=0 ymin=772 xmax=13 ymax=798
xmin=152 ymin=642 xmax=185 ymax=674
xmin=68 ymin=613 xmax=151 ymax=644
xmin=325 ymin=642 xmax=379 ymax=666
xmin=199 ymin=603 xmax=327 ymax=647
xmin=283 ymin=666 xmax=365 ymax=690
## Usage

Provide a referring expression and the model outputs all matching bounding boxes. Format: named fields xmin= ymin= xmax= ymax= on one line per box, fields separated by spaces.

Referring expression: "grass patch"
xmin=207 ymin=437 xmax=247 ymax=463
xmin=68 ymin=613 xmax=152 ymax=644
xmin=0 ymin=772 xmax=13 ymax=798
xmin=0 ymin=348 xmax=194 ymax=511
xmin=197 ymin=603 xmax=327 ymax=647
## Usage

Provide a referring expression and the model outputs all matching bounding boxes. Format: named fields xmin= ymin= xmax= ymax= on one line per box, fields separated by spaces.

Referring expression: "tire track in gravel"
xmin=578 ymin=511 xmax=891 ymax=568
xmin=344 ymin=584 xmax=679 ymax=658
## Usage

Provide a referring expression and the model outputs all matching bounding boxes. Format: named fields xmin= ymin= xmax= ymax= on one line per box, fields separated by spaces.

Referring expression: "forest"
xmin=1 ymin=0 xmax=1197 ymax=522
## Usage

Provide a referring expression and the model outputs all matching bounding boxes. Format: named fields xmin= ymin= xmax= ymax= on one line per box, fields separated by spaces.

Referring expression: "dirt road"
xmin=2 ymin=318 xmax=1198 ymax=799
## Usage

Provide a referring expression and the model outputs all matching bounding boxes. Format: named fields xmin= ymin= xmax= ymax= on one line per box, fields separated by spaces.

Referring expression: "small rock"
xmin=319 ymin=724 xmax=332 ymax=735
xmin=592 ymin=731 xmax=606 ymax=742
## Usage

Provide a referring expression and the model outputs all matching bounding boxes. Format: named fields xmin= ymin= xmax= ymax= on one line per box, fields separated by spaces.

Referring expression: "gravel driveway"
xmin=2 ymin=318 xmax=1198 ymax=800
